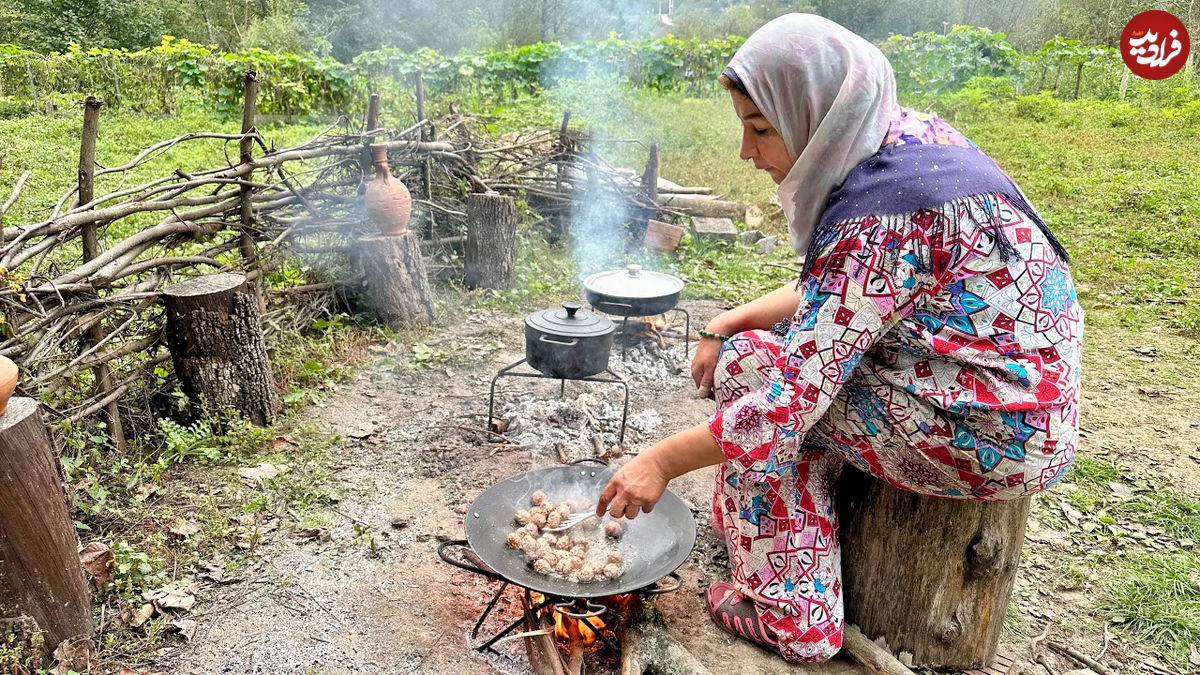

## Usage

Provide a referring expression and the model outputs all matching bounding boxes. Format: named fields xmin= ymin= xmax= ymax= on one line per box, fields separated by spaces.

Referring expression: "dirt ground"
xmin=165 ymin=299 xmax=863 ymax=674
xmin=162 ymin=298 xmax=1198 ymax=675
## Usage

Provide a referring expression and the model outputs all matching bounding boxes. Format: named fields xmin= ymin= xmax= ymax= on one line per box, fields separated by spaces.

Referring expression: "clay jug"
xmin=0 ymin=355 xmax=16 ymax=416
xmin=364 ymin=144 xmax=412 ymax=235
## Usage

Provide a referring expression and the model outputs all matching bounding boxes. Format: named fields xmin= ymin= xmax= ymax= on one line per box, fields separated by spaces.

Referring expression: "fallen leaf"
xmin=292 ymin=527 xmax=330 ymax=542
xmin=169 ymin=518 xmax=201 ymax=540
xmin=1108 ymin=482 xmax=1134 ymax=499
xmin=142 ymin=585 xmax=196 ymax=612
xmin=126 ymin=603 xmax=154 ymax=628
xmin=238 ymin=463 xmax=283 ymax=482
xmin=118 ymin=668 xmax=166 ymax=675
xmin=78 ymin=541 xmax=113 ymax=587
xmin=51 ymin=635 xmax=94 ymax=675
xmin=1190 ymin=643 xmax=1200 ymax=667
xmin=169 ymin=618 xmax=198 ymax=642
xmin=133 ymin=482 xmax=160 ymax=502
xmin=271 ymin=436 xmax=298 ymax=452
xmin=1131 ymin=346 xmax=1158 ymax=357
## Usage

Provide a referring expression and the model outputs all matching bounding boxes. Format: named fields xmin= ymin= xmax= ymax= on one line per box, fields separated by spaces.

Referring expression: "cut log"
xmin=0 ymin=398 xmax=92 ymax=662
xmin=464 ymin=192 xmax=518 ymax=290
xmin=659 ymin=194 xmax=753 ymax=222
xmin=162 ymin=272 xmax=277 ymax=425
xmin=353 ymin=232 xmax=436 ymax=326
xmin=620 ymin=598 xmax=714 ymax=675
xmin=837 ymin=468 xmax=1031 ymax=670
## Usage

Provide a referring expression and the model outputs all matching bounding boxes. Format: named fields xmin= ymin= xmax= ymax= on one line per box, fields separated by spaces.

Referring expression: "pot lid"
xmin=583 ymin=264 xmax=684 ymax=299
xmin=526 ymin=301 xmax=614 ymax=338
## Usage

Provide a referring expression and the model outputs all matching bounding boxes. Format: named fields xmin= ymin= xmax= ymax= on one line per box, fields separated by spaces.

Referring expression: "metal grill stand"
xmin=438 ymin=540 xmax=681 ymax=655
xmin=486 ymin=359 xmax=630 ymax=445
xmin=610 ymin=307 xmax=690 ymax=362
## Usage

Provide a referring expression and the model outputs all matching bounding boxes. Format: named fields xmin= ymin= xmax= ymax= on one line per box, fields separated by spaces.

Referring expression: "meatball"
xmin=520 ymin=537 xmax=540 ymax=553
xmin=604 ymin=521 xmax=624 ymax=539
xmin=541 ymin=533 xmax=558 ymax=547
xmin=576 ymin=565 xmax=596 ymax=583
xmin=555 ymin=557 xmax=576 ymax=575
xmin=533 ymin=558 xmax=554 ymax=575
xmin=607 ymin=551 xmax=624 ymax=565
xmin=546 ymin=511 xmax=562 ymax=528
xmin=554 ymin=536 xmax=573 ymax=551
xmin=506 ymin=532 xmax=523 ymax=549
xmin=602 ymin=563 xmax=622 ymax=579
xmin=526 ymin=548 xmax=544 ymax=563
xmin=514 ymin=509 xmax=531 ymax=526
xmin=530 ymin=512 xmax=548 ymax=529
xmin=580 ymin=516 xmax=600 ymax=531
xmin=569 ymin=545 xmax=587 ymax=558
xmin=570 ymin=535 xmax=590 ymax=548
xmin=556 ymin=504 xmax=572 ymax=518
xmin=541 ymin=550 xmax=560 ymax=567
xmin=530 ymin=490 xmax=548 ymax=506
xmin=521 ymin=523 xmax=539 ymax=537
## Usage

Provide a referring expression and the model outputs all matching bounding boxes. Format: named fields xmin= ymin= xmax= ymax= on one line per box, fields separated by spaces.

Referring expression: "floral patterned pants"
xmin=710 ymin=330 xmax=1051 ymax=663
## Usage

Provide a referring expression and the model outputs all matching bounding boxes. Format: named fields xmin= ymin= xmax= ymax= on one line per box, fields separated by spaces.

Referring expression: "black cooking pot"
xmin=525 ymin=302 xmax=615 ymax=379
xmin=582 ymin=264 xmax=685 ymax=317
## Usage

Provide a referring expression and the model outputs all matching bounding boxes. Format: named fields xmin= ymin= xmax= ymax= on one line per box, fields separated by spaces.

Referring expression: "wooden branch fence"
xmin=0 ymin=72 xmax=674 ymax=446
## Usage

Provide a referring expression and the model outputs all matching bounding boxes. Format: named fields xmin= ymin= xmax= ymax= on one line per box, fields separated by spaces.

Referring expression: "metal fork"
xmin=543 ymin=511 xmax=596 ymax=533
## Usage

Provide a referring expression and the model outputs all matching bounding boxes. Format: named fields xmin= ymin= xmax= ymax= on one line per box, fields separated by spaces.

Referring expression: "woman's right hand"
xmin=691 ymin=334 xmax=724 ymax=400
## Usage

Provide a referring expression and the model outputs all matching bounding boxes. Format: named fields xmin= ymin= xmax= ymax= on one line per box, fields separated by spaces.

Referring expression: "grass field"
xmin=2 ymin=88 xmax=1199 ymax=668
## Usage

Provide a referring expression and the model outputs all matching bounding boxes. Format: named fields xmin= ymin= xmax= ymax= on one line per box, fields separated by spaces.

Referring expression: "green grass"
xmin=1101 ymin=553 xmax=1200 ymax=667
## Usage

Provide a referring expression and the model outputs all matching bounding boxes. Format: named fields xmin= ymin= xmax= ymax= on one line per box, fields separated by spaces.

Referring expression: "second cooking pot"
xmin=524 ymin=302 xmax=615 ymax=379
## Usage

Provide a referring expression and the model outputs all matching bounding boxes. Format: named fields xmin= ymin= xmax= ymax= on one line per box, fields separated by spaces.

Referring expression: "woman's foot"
xmin=706 ymin=582 xmax=779 ymax=650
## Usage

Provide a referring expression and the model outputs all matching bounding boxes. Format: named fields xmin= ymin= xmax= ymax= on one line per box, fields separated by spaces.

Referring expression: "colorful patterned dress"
xmin=707 ymin=109 xmax=1083 ymax=663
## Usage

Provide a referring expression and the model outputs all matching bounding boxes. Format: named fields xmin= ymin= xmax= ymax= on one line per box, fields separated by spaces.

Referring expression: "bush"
xmin=1014 ymin=92 xmax=1061 ymax=121
xmin=881 ymin=25 xmax=1022 ymax=96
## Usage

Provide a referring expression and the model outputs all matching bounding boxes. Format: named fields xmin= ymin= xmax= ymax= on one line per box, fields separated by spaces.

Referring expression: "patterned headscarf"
xmin=723 ymin=14 xmax=898 ymax=256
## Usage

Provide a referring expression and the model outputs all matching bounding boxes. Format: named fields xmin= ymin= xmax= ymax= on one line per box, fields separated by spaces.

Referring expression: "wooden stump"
xmin=619 ymin=598 xmax=713 ymax=675
xmin=162 ymin=272 xmax=277 ymax=425
xmin=464 ymin=192 xmax=517 ymax=290
xmin=0 ymin=397 xmax=93 ymax=661
xmin=352 ymin=232 xmax=435 ymax=327
xmin=837 ymin=468 xmax=1031 ymax=670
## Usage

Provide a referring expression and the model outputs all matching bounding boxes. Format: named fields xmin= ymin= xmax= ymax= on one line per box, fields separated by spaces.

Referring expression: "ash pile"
xmin=501 ymin=392 xmax=663 ymax=457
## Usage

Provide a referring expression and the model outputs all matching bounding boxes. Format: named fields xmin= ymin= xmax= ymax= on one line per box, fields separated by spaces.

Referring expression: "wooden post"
xmin=837 ymin=468 xmax=1031 ymax=670
xmin=0 ymin=397 xmax=93 ymax=663
xmin=414 ymin=71 xmax=435 ymax=238
xmin=360 ymin=92 xmax=382 ymax=191
xmin=352 ymin=233 xmax=435 ymax=327
xmin=162 ymin=272 xmax=277 ymax=425
xmin=641 ymin=142 xmax=659 ymax=206
xmin=238 ymin=71 xmax=261 ymax=300
xmin=1073 ymin=62 xmax=1084 ymax=99
xmin=464 ymin=193 xmax=518 ymax=290
xmin=77 ymin=96 xmax=126 ymax=451
xmin=1119 ymin=69 xmax=1130 ymax=100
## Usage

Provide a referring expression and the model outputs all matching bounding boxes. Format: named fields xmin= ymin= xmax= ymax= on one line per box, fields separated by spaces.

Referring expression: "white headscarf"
xmin=726 ymin=14 xmax=898 ymax=255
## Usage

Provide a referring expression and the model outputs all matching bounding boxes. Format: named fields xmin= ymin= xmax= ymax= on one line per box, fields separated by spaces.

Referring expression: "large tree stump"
xmin=162 ymin=272 xmax=277 ymax=425
xmin=837 ymin=468 xmax=1031 ymax=670
xmin=352 ymin=232 xmax=435 ymax=326
xmin=0 ymin=398 xmax=93 ymax=662
xmin=464 ymin=192 xmax=518 ymax=290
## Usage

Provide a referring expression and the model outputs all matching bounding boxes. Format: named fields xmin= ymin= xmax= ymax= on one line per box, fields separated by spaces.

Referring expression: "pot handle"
xmin=538 ymin=334 xmax=578 ymax=346
xmin=568 ymin=457 xmax=608 ymax=466
xmin=593 ymin=300 xmax=634 ymax=311
xmin=437 ymin=539 xmax=505 ymax=582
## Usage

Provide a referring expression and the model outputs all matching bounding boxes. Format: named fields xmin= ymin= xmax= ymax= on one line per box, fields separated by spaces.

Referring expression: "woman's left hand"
xmin=595 ymin=452 xmax=669 ymax=520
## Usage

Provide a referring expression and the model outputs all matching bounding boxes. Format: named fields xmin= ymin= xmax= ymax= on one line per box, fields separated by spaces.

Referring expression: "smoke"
xmin=548 ymin=65 xmax=642 ymax=282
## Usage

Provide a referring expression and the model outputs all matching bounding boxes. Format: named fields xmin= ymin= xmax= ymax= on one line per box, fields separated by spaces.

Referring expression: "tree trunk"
xmin=162 ymin=272 xmax=276 ymax=425
xmin=837 ymin=468 xmax=1030 ymax=670
xmin=0 ymin=397 xmax=93 ymax=663
xmin=464 ymin=193 xmax=518 ymax=290
xmin=619 ymin=598 xmax=714 ymax=675
xmin=352 ymin=232 xmax=435 ymax=326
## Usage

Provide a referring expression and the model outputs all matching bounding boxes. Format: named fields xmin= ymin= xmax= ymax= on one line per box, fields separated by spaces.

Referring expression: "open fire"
xmin=521 ymin=593 xmax=638 ymax=675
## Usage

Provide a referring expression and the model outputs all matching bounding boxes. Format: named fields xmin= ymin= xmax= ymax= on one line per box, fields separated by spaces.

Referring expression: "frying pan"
xmin=440 ymin=460 xmax=696 ymax=598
